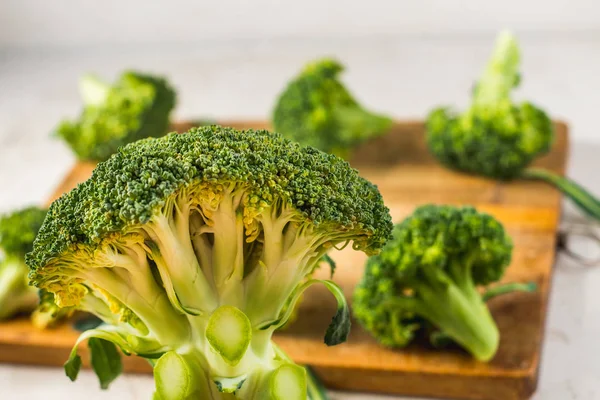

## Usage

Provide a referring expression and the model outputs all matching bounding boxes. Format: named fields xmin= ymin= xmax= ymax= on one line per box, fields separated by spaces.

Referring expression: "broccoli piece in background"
xmin=353 ymin=204 xmax=534 ymax=362
xmin=56 ymin=71 xmax=176 ymax=162
xmin=272 ymin=58 xmax=393 ymax=159
xmin=28 ymin=126 xmax=392 ymax=398
xmin=426 ymin=31 xmax=600 ymax=220
xmin=0 ymin=206 xmax=47 ymax=320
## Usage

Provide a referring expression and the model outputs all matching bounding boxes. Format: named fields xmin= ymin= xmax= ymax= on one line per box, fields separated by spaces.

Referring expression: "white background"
xmin=1 ymin=1 xmax=600 ymax=399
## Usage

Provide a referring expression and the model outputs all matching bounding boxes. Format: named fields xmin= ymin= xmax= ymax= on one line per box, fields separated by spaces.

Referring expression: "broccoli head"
xmin=426 ymin=31 xmax=600 ymax=220
xmin=353 ymin=204 xmax=521 ymax=361
xmin=0 ymin=206 xmax=46 ymax=320
xmin=28 ymin=125 xmax=392 ymax=398
xmin=272 ymin=58 xmax=393 ymax=159
xmin=56 ymin=71 xmax=176 ymax=162
xmin=427 ymin=31 xmax=553 ymax=179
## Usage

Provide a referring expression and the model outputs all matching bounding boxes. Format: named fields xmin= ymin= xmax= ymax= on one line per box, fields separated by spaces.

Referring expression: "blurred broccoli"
xmin=0 ymin=206 xmax=46 ymax=320
xmin=426 ymin=31 xmax=600 ymax=220
xmin=353 ymin=205 xmax=534 ymax=362
xmin=56 ymin=71 xmax=176 ymax=162
xmin=272 ymin=58 xmax=393 ymax=158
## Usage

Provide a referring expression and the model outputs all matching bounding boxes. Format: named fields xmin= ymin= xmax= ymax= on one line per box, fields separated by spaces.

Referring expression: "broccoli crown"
xmin=27 ymin=125 xmax=392 ymax=396
xmin=56 ymin=71 xmax=176 ymax=162
xmin=426 ymin=31 xmax=553 ymax=179
xmin=30 ymin=125 xmax=391 ymax=275
xmin=0 ymin=206 xmax=47 ymax=257
xmin=272 ymin=58 xmax=392 ymax=157
xmin=353 ymin=204 xmax=512 ymax=359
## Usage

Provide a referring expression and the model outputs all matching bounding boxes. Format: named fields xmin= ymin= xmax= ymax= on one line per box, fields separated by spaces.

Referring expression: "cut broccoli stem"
xmin=263 ymin=363 xmax=307 ymax=400
xmin=154 ymin=351 xmax=215 ymax=400
xmin=482 ymin=282 xmax=537 ymax=302
xmin=272 ymin=344 xmax=329 ymax=400
xmin=520 ymin=168 xmax=600 ymax=221
xmin=416 ymin=272 xmax=500 ymax=362
xmin=79 ymin=74 xmax=110 ymax=106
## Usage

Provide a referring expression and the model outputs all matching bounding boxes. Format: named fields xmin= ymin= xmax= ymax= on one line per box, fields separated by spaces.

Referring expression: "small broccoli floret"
xmin=426 ymin=31 xmax=600 ymax=220
xmin=28 ymin=125 xmax=392 ymax=398
xmin=353 ymin=204 xmax=526 ymax=362
xmin=427 ymin=31 xmax=553 ymax=179
xmin=0 ymin=206 xmax=47 ymax=320
xmin=32 ymin=289 xmax=75 ymax=329
xmin=272 ymin=58 xmax=393 ymax=159
xmin=56 ymin=71 xmax=176 ymax=162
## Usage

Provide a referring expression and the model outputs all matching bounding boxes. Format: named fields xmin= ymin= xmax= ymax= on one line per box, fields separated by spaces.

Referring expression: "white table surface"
xmin=0 ymin=38 xmax=599 ymax=399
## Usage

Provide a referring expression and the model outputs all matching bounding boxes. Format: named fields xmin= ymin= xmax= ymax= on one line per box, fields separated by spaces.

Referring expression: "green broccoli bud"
xmin=28 ymin=125 xmax=392 ymax=397
xmin=426 ymin=31 xmax=600 ymax=220
xmin=353 ymin=204 xmax=524 ymax=362
xmin=272 ymin=58 xmax=393 ymax=158
xmin=0 ymin=206 xmax=47 ymax=320
xmin=56 ymin=71 xmax=176 ymax=162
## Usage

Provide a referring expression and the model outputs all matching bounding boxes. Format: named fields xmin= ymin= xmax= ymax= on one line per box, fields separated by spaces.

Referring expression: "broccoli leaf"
xmin=320 ymin=254 xmax=336 ymax=278
xmin=88 ymin=337 xmax=123 ymax=390
xmin=322 ymin=280 xmax=351 ymax=346
xmin=64 ymin=350 xmax=82 ymax=382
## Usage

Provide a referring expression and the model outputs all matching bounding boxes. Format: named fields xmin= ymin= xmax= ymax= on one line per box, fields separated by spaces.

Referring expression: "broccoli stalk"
xmin=401 ymin=261 xmax=500 ymax=361
xmin=426 ymin=31 xmax=600 ymax=221
xmin=353 ymin=205 xmax=523 ymax=362
xmin=0 ymin=206 xmax=47 ymax=320
xmin=56 ymin=71 xmax=176 ymax=162
xmin=28 ymin=126 xmax=392 ymax=398
xmin=272 ymin=58 xmax=392 ymax=159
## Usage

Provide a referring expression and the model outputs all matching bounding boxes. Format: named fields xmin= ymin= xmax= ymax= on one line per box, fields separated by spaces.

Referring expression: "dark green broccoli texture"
xmin=353 ymin=204 xmax=522 ymax=362
xmin=56 ymin=71 xmax=176 ymax=162
xmin=272 ymin=58 xmax=392 ymax=158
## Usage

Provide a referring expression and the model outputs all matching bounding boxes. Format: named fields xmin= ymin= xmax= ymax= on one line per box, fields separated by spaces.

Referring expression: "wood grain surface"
xmin=0 ymin=121 xmax=568 ymax=400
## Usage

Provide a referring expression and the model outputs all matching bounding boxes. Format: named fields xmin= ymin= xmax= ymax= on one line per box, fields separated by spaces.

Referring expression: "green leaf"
xmin=323 ymin=280 xmax=351 ymax=346
xmin=64 ymin=349 xmax=82 ymax=382
xmin=258 ymin=278 xmax=350 ymax=346
xmin=320 ymin=254 xmax=336 ymax=278
xmin=88 ymin=337 xmax=123 ymax=390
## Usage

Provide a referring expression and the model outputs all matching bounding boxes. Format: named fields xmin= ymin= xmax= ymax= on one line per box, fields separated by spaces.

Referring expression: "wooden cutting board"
xmin=0 ymin=121 xmax=568 ymax=400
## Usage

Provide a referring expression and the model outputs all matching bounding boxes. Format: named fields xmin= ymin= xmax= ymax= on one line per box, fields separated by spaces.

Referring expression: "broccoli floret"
xmin=32 ymin=289 xmax=75 ymax=329
xmin=353 ymin=204 xmax=533 ymax=362
xmin=28 ymin=126 xmax=392 ymax=398
xmin=426 ymin=31 xmax=600 ymax=220
xmin=272 ymin=58 xmax=392 ymax=159
xmin=0 ymin=206 xmax=46 ymax=320
xmin=56 ymin=71 xmax=176 ymax=162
